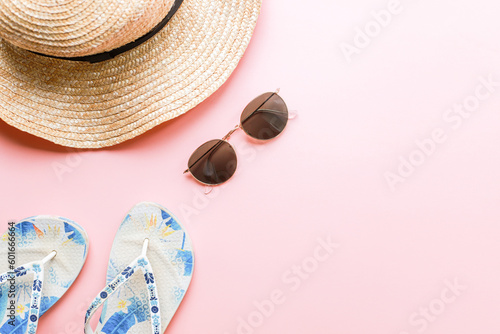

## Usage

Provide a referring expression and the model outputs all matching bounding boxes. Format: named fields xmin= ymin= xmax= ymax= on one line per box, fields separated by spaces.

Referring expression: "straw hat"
xmin=0 ymin=0 xmax=262 ymax=148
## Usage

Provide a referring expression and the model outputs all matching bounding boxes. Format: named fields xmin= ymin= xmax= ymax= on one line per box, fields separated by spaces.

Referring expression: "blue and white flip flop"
xmin=0 ymin=216 xmax=89 ymax=334
xmin=84 ymin=202 xmax=194 ymax=334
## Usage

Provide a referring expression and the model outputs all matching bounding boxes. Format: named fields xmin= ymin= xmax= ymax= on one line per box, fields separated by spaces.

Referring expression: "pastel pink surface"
xmin=1 ymin=0 xmax=500 ymax=333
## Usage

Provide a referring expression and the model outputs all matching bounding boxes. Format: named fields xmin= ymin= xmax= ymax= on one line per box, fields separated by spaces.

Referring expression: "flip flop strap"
xmin=0 ymin=260 xmax=48 ymax=334
xmin=84 ymin=254 xmax=162 ymax=334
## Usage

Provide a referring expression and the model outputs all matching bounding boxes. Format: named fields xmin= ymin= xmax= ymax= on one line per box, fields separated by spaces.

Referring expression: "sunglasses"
xmin=184 ymin=90 xmax=290 ymax=185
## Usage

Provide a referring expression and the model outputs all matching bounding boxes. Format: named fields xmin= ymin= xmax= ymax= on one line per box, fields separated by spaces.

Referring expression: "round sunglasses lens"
xmin=187 ymin=139 xmax=237 ymax=185
xmin=240 ymin=92 xmax=288 ymax=140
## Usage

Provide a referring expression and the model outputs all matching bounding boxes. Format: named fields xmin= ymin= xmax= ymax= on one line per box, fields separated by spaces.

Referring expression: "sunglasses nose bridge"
xmin=222 ymin=124 xmax=241 ymax=141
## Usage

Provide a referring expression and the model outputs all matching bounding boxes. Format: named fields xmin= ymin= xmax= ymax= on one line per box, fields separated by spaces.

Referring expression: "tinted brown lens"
xmin=240 ymin=92 xmax=288 ymax=140
xmin=187 ymin=139 xmax=237 ymax=185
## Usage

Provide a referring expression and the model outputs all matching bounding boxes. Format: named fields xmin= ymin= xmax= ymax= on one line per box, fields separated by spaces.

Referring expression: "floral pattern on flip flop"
xmin=85 ymin=252 xmax=161 ymax=334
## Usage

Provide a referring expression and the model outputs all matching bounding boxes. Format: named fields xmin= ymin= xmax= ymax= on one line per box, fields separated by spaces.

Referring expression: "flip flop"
xmin=84 ymin=202 xmax=194 ymax=334
xmin=0 ymin=216 xmax=89 ymax=334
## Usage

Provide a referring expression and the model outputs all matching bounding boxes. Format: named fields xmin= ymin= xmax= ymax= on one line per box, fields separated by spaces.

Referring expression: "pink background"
xmin=1 ymin=0 xmax=500 ymax=333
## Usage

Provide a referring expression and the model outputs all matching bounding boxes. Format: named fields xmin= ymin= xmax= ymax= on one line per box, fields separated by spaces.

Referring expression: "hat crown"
xmin=0 ymin=0 xmax=175 ymax=57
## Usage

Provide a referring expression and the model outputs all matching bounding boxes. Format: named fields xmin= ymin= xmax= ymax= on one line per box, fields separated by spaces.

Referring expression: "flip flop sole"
xmin=96 ymin=202 xmax=194 ymax=334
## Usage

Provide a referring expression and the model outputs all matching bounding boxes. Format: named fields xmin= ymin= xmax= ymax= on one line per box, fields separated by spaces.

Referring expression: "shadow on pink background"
xmin=2 ymin=0 xmax=500 ymax=333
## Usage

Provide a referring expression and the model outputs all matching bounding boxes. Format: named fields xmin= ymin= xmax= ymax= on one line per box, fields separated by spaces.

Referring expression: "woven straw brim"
xmin=0 ymin=0 xmax=261 ymax=148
